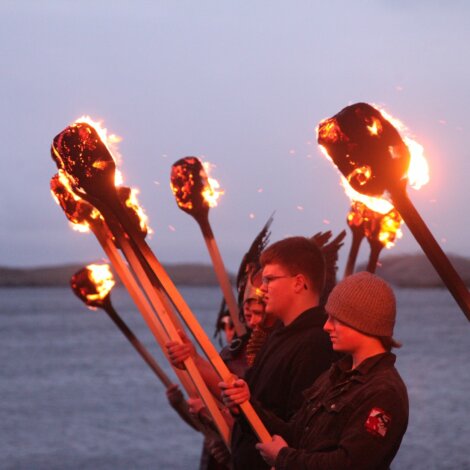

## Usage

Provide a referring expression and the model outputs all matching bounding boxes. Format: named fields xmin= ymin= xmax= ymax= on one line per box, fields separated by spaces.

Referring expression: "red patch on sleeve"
xmin=364 ymin=407 xmax=391 ymax=437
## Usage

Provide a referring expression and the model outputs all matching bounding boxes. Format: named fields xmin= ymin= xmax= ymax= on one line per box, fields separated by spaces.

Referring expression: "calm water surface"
xmin=1 ymin=286 xmax=469 ymax=469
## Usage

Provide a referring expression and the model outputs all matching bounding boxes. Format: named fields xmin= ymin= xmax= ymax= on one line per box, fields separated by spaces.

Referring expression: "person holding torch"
xmin=221 ymin=272 xmax=409 ymax=470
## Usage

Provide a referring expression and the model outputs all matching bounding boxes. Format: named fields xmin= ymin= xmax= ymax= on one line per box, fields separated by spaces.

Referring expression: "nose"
xmin=323 ymin=315 xmax=334 ymax=333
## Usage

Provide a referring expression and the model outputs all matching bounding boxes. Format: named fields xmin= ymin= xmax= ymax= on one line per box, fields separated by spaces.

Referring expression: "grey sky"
xmin=1 ymin=1 xmax=469 ymax=272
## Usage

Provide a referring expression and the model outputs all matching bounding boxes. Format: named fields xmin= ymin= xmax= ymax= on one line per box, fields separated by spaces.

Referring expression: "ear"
xmin=293 ymin=273 xmax=308 ymax=293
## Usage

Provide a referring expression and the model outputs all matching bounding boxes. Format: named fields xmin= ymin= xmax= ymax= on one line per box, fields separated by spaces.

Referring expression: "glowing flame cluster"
xmin=71 ymin=264 xmax=116 ymax=309
xmin=347 ymin=201 xmax=403 ymax=249
xmin=201 ymin=161 xmax=224 ymax=208
xmin=86 ymin=264 xmax=115 ymax=302
xmin=375 ymin=209 xmax=402 ymax=248
xmin=122 ymin=187 xmax=151 ymax=234
xmin=377 ymin=107 xmax=429 ymax=190
xmin=51 ymin=170 xmax=102 ymax=232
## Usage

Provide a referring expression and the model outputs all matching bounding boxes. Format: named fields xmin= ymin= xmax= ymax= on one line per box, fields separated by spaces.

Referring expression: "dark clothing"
xmin=219 ymin=333 xmax=250 ymax=379
xmin=200 ymin=334 xmax=250 ymax=470
xmin=258 ymin=352 xmax=409 ymax=470
xmin=231 ymin=307 xmax=336 ymax=469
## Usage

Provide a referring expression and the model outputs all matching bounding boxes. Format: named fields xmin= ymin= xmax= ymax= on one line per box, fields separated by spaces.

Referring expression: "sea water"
xmin=1 ymin=286 xmax=469 ymax=469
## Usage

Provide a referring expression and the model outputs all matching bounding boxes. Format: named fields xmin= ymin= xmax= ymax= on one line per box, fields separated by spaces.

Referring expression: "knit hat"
xmin=325 ymin=272 xmax=398 ymax=341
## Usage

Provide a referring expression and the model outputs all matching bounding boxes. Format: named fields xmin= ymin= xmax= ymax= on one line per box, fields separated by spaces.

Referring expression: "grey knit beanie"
xmin=325 ymin=272 xmax=396 ymax=337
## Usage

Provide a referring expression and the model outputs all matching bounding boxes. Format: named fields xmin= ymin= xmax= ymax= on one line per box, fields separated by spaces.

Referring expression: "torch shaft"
xmin=103 ymin=299 xmax=173 ymax=388
xmin=392 ymin=190 xmax=470 ymax=321
xmin=91 ymin=222 xmax=220 ymax=438
xmin=104 ymin=195 xmax=271 ymax=443
xmin=344 ymin=228 xmax=364 ymax=278
xmin=366 ymin=241 xmax=384 ymax=274
xmin=101 ymin=216 xmax=232 ymax=445
xmin=91 ymin=222 xmax=198 ymax=399
xmin=198 ymin=218 xmax=246 ymax=337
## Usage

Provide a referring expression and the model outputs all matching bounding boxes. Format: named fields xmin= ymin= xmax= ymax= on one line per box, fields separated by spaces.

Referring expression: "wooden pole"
xmin=366 ymin=240 xmax=383 ymax=274
xmin=391 ymin=189 xmax=470 ymax=321
xmin=95 ymin=216 xmax=232 ymax=445
xmin=90 ymin=221 xmax=196 ymax=397
xmin=198 ymin=217 xmax=246 ymax=337
xmin=102 ymin=196 xmax=271 ymax=443
xmin=343 ymin=226 xmax=364 ymax=278
xmin=102 ymin=297 xmax=173 ymax=387
xmin=90 ymin=220 xmax=229 ymax=442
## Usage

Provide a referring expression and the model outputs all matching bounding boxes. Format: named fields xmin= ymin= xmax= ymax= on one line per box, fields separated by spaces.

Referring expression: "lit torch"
xmin=70 ymin=264 xmax=173 ymax=388
xmin=318 ymin=102 xmax=470 ymax=320
xmin=51 ymin=119 xmax=270 ymax=443
xmin=52 ymin=173 xmax=215 ymax=437
xmin=363 ymin=208 xmax=403 ymax=273
xmin=170 ymin=157 xmax=246 ymax=337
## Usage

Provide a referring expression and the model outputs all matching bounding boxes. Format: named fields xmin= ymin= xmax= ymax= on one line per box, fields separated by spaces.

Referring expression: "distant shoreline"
xmin=1 ymin=253 xmax=470 ymax=288
xmin=0 ymin=263 xmax=232 ymax=287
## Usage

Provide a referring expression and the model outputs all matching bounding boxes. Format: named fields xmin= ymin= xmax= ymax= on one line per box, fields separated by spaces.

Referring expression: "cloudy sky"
xmin=1 ymin=0 xmax=469 ymax=273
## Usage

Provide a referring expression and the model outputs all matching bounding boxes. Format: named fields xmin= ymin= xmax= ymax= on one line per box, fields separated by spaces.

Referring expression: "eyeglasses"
xmin=261 ymin=275 xmax=293 ymax=286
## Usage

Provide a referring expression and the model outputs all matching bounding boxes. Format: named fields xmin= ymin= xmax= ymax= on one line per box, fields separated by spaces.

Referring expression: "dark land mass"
xmin=357 ymin=253 xmax=470 ymax=287
xmin=2 ymin=253 xmax=470 ymax=288
xmin=0 ymin=263 xmax=233 ymax=287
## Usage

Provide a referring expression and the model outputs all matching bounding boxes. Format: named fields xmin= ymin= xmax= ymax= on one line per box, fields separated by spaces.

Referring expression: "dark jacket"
xmin=231 ymin=307 xmax=337 ymax=469
xmin=258 ymin=352 xmax=409 ymax=470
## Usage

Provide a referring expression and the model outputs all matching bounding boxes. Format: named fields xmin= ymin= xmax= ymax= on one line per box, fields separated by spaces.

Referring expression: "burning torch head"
xmin=51 ymin=122 xmax=116 ymax=198
xmin=70 ymin=264 xmax=115 ymax=310
xmin=317 ymin=102 xmax=410 ymax=197
xmin=170 ymin=157 xmax=211 ymax=221
xmin=50 ymin=173 xmax=96 ymax=226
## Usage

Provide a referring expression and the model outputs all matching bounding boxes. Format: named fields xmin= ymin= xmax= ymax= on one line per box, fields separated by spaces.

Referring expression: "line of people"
xmin=166 ymin=233 xmax=408 ymax=469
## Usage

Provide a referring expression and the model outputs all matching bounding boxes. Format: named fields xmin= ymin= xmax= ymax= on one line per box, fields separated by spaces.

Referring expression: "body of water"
xmin=1 ymin=286 xmax=469 ymax=469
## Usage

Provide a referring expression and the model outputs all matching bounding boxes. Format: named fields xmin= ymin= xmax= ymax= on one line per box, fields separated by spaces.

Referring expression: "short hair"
xmin=260 ymin=236 xmax=325 ymax=295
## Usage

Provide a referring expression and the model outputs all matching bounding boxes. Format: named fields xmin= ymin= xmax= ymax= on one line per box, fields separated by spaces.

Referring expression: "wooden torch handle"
xmin=198 ymin=217 xmax=246 ymax=337
xmin=391 ymin=189 xmax=470 ymax=321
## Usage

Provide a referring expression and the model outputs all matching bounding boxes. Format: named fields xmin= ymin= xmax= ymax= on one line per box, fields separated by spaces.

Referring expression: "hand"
xmin=187 ymin=397 xmax=206 ymax=416
xmin=219 ymin=378 xmax=250 ymax=408
xmin=165 ymin=384 xmax=184 ymax=407
xmin=165 ymin=329 xmax=196 ymax=369
xmin=208 ymin=438 xmax=231 ymax=465
xmin=256 ymin=435 xmax=288 ymax=466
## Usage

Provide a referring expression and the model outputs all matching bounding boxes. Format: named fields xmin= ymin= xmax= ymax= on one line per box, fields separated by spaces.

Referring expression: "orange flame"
xmin=51 ymin=170 xmax=102 ymax=232
xmin=374 ymin=106 xmax=429 ymax=190
xmin=377 ymin=209 xmax=403 ymax=249
xmin=73 ymin=116 xmax=150 ymax=232
xmin=122 ymin=187 xmax=151 ymax=235
xmin=86 ymin=264 xmax=115 ymax=303
xmin=201 ymin=161 xmax=224 ymax=208
xmin=366 ymin=116 xmax=383 ymax=136
xmin=347 ymin=202 xmax=403 ymax=249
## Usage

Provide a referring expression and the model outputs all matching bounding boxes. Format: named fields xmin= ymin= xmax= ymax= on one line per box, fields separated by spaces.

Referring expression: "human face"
xmin=323 ymin=315 xmax=364 ymax=354
xmin=260 ymin=263 xmax=296 ymax=318
xmin=243 ymin=300 xmax=265 ymax=329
